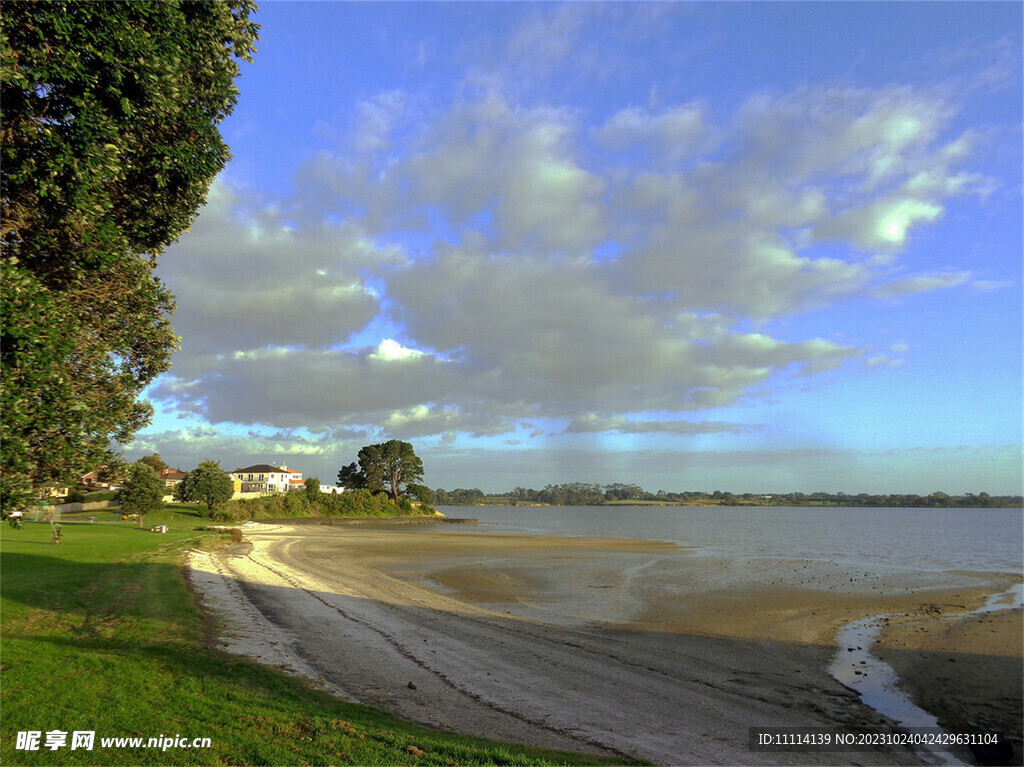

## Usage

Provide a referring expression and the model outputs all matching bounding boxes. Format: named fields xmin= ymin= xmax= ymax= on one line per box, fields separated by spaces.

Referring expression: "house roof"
xmin=234 ymin=464 xmax=294 ymax=474
xmin=158 ymin=468 xmax=187 ymax=480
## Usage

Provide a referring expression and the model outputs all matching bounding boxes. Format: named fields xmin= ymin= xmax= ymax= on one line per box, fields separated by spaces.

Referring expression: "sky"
xmin=124 ymin=1 xmax=1024 ymax=495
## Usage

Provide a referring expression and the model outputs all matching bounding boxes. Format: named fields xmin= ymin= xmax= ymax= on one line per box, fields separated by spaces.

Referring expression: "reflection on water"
xmin=830 ymin=615 xmax=941 ymax=728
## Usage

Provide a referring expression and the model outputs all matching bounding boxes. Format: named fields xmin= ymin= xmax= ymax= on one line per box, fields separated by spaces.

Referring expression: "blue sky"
xmin=126 ymin=1 xmax=1023 ymax=495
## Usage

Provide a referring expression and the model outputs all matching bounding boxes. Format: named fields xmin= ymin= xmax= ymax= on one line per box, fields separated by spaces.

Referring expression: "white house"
xmin=230 ymin=464 xmax=303 ymax=493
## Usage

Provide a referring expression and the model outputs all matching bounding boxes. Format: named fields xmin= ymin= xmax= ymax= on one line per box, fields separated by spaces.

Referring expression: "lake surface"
xmin=435 ymin=505 xmax=1024 ymax=575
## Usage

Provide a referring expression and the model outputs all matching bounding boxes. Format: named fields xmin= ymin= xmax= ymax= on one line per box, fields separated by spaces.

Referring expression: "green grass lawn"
xmin=1 ymin=507 xmax=630 ymax=766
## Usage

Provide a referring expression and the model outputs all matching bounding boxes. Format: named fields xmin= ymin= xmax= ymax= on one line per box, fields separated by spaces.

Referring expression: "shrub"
xmin=211 ymin=488 xmax=433 ymax=520
xmin=282 ymin=492 xmax=303 ymax=515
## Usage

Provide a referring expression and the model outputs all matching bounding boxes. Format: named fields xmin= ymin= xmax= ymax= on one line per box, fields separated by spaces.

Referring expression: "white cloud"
xmin=505 ymin=4 xmax=588 ymax=78
xmin=153 ymin=345 xmax=462 ymax=430
xmin=370 ymin=339 xmax=426 ymax=362
xmin=127 ymin=426 xmax=352 ymax=473
xmin=593 ymin=103 xmax=708 ymax=161
xmin=733 ymin=86 xmax=953 ymax=187
xmin=381 ymin=405 xmax=516 ymax=440
xmin=158 ymin=180 xmax=401 ymax=367
xmin=602 ymin=84 xmax=992 ymax=317
xmin=404 ymin=93 xmax=607 ymax=252
xmin=351 ymin=90 xmax=408 ymax=155
xmin=866 ymin=356 xmax=905 ymax=369
xmin=832 ymin=197 xmax=944 ymax=249
xmin=870 ymin=271 xmax=973 ymax=299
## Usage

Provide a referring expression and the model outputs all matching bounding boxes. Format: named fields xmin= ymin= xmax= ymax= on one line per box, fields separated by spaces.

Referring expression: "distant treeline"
xmin=432 ymin=484 xmax=1022 ymax=508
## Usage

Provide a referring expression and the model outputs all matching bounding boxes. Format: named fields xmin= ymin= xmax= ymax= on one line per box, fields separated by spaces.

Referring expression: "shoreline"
xmin=188 ymin=523 xmax=1022 ymax=765
xmin=257 ymin=514 xmax=478 ymax=526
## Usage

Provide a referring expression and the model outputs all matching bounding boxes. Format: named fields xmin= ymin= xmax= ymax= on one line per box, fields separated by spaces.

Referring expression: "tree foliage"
xmin=117 ymin=463 xmax=165 ymax=528
xmin=0 ymin=2 xmax=259 ymax=511
xmin=137 ymin=453 xmax=168 ymax=473
xmin=173 ymin=460 xmax=233 ymax=511
xmin=347 ymin=441 xmax=425 ymax=502
xmin=406 ymin=484 xmax=434 ymax=505
xmin=336 ymin=462 xmax=367 ymax=491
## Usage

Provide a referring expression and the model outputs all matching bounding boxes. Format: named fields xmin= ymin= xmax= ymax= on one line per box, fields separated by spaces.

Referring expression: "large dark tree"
xmin=356 ymin=441 xmax=425 ymax=502
xmin=1 ymin=2 xmax=259 ymax=510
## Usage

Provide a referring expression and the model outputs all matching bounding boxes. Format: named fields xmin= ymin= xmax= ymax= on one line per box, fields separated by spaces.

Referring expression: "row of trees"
xmin=433 ymin=484 xmax=645 ymax=506
xmin=433 ymin=484 xmax=653 ymax=506
xmin=113 ymin=458 xmax=235 ymax=529
xmin=431 ymin=484 xmax=1023 ymax=508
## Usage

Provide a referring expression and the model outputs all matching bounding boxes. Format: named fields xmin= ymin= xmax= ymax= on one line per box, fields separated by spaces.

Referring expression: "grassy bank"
xmin=0 ymin=508 xmax=626 ymax=766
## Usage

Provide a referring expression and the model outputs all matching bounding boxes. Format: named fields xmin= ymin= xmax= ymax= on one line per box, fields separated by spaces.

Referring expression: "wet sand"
xmin=188 ymin=522 xmax=1022 ymax=765
xmin=877 ymin=608 xmax=1023 ymax=764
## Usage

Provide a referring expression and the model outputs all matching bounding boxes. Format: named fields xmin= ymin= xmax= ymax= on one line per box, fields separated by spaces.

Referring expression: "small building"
xmin=80 ymin=469 xmax=120 ymax=490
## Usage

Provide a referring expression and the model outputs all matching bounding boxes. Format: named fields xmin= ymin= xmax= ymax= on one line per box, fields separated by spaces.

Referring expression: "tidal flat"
xmin=191 ymin=521 xmax=1022 ymax=765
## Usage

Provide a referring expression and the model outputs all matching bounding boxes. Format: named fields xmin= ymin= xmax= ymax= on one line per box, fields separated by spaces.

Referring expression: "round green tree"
xmin=174 ymin=460 xmax=234 ymax=513
xmin=117 ymin=463 xmax=166 ymax=529
xmin=357 ymin=441 xmax=425 ymax=503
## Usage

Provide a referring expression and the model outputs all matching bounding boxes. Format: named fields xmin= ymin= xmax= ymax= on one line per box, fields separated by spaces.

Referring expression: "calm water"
xmin=436 ymin=505 xmax=1024 ymax=574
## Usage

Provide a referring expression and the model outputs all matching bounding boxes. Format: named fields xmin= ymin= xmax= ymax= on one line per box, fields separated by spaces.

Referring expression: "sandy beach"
xmin=187 ymin=521 xmax=1022 ymax=765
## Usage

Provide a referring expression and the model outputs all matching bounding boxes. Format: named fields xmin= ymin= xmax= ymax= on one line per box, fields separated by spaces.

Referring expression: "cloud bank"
xmin=153 ymin=81 xmax=993 ymax=442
